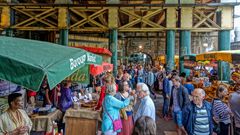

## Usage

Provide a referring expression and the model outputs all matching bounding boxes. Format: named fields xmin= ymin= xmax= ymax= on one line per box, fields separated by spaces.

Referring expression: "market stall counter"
xmin=64 ymin=108 xmax=101 ymax=135
xmin=30 ymin=109 xmax=63 ymax=133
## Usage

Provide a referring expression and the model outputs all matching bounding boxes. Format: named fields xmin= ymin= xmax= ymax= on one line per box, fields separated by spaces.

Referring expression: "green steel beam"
xmin=110 ymin=29 xmax=118 ymax=77
xmin=179 ymin=30 xmax=191 ymax=76
xmin=59 ymin=29 xmax=69 ymax=46
xmin=6 ymin=28 xmax=13 ymax=37
xmin=166 ymin=30 xmax=175 ymax=72
xmin=5 ymin=8 xmax=15 ymax=37
xmin=218 ymin=30 xmax=230 ymax=81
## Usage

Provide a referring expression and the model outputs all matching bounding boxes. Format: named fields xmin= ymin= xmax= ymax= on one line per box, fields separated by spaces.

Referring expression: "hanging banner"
xmin=65 ymin=65 xmax=90 ymax=84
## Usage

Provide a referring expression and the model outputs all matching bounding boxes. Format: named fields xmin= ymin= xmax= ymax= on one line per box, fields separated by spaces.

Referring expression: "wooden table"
xmin=64 ymin=108 xmax=100 ymax=135
xmin=30 ymin=109 xmax=63 ymax=133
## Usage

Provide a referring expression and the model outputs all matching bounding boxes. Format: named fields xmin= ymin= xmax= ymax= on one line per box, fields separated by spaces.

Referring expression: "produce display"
xmin=81 ymin=100 xmax=97 ymax=108
xmin=204 ymin=81 xmax=235 ymax=103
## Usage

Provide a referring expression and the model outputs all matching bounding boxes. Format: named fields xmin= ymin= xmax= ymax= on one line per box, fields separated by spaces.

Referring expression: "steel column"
xmin=110 ymin=29 xmax=118 ymax=77
xmin=59 ymin=29 xmax=69 ymax=46
xmin=5 ymin=8 xmax=15 ymax=37
xmin=179 ymin=30 xmax=191 ymax=76
xmin=218 ymin=30 xmax=230 ymax=81
xmin=166 ymin=30 xmax=175 ymax=72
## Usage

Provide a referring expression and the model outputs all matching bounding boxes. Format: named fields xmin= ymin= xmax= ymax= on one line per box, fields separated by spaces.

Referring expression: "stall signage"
xmin=69 ymin=55 xmax=86 ymax=70
xmin=66 ymin=65 xmax=90 ymax=84
xmin=87 ymin=53 xmax=96 ymax=63
xmin=203 ymin=54 xmax=216 ymax=60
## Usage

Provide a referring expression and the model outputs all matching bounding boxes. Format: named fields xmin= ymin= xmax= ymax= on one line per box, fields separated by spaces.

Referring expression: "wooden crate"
xmin=65 ymin=117 xmax=98 ymax=135
xmin=65 ymin=108 xmax=100 ymax=135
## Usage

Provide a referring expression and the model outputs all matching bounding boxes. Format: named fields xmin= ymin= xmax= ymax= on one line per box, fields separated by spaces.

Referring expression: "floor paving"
xmin=154 ymin=93 xmax=177 ymax=135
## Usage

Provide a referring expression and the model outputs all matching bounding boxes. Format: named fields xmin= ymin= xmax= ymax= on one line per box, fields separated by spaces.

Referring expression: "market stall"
xmin=0 ymin=37 xmax=103 ymax=134
xmin=31 ymin=109 xmax=63 ymax=133
xmin=196 ymin=50 xmax=240 ymax=64
xmin=180 ymin=54 xmax=196 ymax=69
xmin=196 ymin=50 xmax=240 ymax=102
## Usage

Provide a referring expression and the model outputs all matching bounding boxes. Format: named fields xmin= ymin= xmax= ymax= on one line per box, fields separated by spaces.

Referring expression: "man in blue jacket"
xmin=182 ymin=88 xmax=213 ymax=135
xmin=162 ymin=72 xmax=171 ymax=120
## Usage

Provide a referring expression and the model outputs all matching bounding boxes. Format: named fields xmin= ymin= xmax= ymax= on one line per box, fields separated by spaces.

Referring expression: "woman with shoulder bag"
xmin=102 ymin=83 xmax=130 ymax=135
xmin=212 ymin=85 xmax=232 ymax=135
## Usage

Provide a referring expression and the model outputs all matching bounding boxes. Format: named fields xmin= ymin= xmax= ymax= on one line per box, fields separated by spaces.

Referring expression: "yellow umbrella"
xmin=196 ymin=50 xmax=240 ymax=64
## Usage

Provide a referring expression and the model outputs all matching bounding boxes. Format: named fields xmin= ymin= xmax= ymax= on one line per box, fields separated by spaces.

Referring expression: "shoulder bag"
xmin=104 ymin=101 xmax=122 ymax=131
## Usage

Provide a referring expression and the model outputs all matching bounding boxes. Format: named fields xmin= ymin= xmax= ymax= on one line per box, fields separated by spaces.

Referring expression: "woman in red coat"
xmin=95 ymin=74 xmax=118 ymax=110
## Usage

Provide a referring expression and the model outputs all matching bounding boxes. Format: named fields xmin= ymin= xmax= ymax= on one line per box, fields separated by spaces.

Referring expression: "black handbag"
xmin=213 ymin=119 xmax=221 ymax=134
xmin=212 ymin=99 xmax=221 ymax=134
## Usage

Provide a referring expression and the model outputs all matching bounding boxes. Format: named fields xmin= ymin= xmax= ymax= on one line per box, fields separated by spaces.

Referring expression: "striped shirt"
xmin=194 ymin=106 xmax=210 ymax=135
xmin=212 ymin=99 xmax=231 ymax=124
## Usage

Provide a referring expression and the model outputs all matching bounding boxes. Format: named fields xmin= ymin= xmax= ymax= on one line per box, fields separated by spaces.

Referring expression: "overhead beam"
xmin=0 ymin=5 xmax=235 ymax=32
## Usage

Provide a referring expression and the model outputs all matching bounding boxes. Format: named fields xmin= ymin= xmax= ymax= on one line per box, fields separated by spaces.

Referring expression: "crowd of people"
xmin=98 ymin=64 xmax=240 ymax=135
xmin=0 ymin=63 xmax=240 ymax=135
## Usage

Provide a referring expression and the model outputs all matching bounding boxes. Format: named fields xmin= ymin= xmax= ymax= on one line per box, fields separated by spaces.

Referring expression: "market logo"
xmin=87 ymin=53 xmax=96 ymax=63
xmin=70 ymin=55 xmax=86 ymax=70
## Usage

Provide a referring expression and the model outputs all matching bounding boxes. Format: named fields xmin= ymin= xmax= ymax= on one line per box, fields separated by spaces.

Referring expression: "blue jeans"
xmin=104 ymin=130 xmax=117 ymax=135
xmin=162 ymin=97 xmax=170 ymax=117
xmin=137 ymin=77 xmax=143 ymax=83
xmin=219 ymin=122 xmax=230 ymax=135
xmin=173 ymin=111 xmax=183 ymax=127
xmin=234 ymin=127 xmax=240 ymax=135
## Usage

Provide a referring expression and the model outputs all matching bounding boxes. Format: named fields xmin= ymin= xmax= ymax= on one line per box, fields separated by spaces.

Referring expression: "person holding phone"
xmin=0 ymin=93 xmax=32 ymax=135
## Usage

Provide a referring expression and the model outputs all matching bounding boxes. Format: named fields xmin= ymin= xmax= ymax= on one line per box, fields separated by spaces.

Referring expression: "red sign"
xmin=102 ymin=62 xmax=113 ymax=72
xmin=90 ymin=62 xmax=113 ymax=76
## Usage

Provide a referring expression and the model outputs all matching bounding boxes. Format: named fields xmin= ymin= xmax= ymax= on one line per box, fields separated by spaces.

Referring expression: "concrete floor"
xmin=154 ymin=94 xmax=177 ymax=135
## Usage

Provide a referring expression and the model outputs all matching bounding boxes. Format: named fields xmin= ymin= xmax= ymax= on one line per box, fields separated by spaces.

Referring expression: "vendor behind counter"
xmin=0 ymin=93 xmax=32 ymax=135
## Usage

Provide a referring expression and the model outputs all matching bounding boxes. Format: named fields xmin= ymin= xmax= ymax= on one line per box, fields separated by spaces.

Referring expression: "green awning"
xmin=180 ymin=54 xmax=196 ymax=61
xmin=0 ymin=36 xmax=102 ymax=91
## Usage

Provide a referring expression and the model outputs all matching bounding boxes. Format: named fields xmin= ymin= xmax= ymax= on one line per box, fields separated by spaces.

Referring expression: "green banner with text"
xmin=65 ymin=65 xmax=90 ymax=84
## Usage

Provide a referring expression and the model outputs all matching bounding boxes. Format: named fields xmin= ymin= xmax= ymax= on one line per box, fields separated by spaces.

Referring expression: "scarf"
xmin=7 ymin=109 xmax=24 ymax=128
